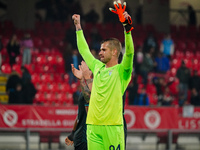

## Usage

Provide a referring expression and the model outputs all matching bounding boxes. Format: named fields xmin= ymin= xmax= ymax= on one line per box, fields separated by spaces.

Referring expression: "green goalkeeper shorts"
xmin=87 ymin=124 xmax=125 ymax=150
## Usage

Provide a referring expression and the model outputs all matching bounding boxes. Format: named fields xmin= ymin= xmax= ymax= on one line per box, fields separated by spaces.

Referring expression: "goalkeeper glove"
xmin=109 ymin=0 xmax=134 ymax=33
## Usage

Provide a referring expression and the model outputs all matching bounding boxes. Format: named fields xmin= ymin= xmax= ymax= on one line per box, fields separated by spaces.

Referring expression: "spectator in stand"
xmin=189 ymin=70 xmax=200 ymax=92
xmin=134 ymin=87 xmax=149 ymax=106
xmin=134 ymin=46 xmax=143 ymax=75
xmin=64 ymin=25 xmax=77 ymax=49
xmin=65 ymin=49 xmax=82 ymax=84
xmin=154 ymin=52 xmax=170 ymax=73
xmin=70 ymin=1 xmax=83 ymax=16
xmin=160 ymin=33 xmax=174 ymax=59
xmin=143 ymin=32 xmax=158 ymax=54
xmin=84 ymin=4 xmax=99 ymax=24
xmin=0 ymin=35 xmax=3 ymax=69
xmin=139 ymin=48 xmax=155 ymax=85
xmin=21 ymin=66 xmax=37 ymax=104
xmin=102 ymin=2 xmax=118 ymax=23
xmin=6 ymin=71 xmax=23 ymax=104
xmin=91 ymin=49 xmax=99 ymax=59
xmin=90 ymin=27 xmax=102 ymax=51
xmin=73 ymin=84 xmax=81 ymax=105
xmin=176 ymin=60 xmax=191 ymax=102
xmin=161 ymin=87 xmax=174 ymax=106
xmin=135 ymin=5 xmax=143 ymax=24
xmin=127 ymin=75 xmax=138 ymax=105
xmin=6 ymin=34 xmax=20 ymax=69
xmin=45 ymin=0 xmax=60 ymax=21
xmin=21 ymin=66 xmax=31 ymax=86
xmin=153 ymin=76 xmax=175 ymax=105
xmin=153 ymin=77 xmax=165 ymax=104
xmin=21 ymin=33 xmax=33 ymax=65
xmin=188 ymin=5 xmax=197 ymax=26
xmin=179 ymin=94 xmax=186 ymax=107
xmin=190 ymin=88 xmax=200 ymax=106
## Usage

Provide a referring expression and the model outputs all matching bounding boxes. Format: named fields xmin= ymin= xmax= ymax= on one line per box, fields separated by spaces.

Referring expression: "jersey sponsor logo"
xmin=3 ymin=110 xmax=18 ymax=127
xmin=144 ymin=110 xmax=161 ymax=129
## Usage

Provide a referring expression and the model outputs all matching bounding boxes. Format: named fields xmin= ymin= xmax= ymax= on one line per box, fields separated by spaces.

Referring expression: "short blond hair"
xmin=101 ymin=38 xmax=122 ymax=57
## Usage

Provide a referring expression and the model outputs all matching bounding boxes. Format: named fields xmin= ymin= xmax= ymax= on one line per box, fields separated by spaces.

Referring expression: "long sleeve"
xmin=121 ymin=31 xmax=134 ymax=70
xmin=76 ymin=30 xmax=96 ymax=70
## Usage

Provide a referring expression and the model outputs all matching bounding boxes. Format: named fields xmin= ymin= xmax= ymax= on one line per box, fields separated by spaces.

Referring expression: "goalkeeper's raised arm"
xmin=72 ymin=14 xmax=96 ymax=70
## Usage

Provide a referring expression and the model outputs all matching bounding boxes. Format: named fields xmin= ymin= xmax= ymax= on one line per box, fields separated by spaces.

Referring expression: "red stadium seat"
xmin=146 ymin=84 xmax=156 ymax=94
xmin=12 ymin=64 xmax=22 ymax=74
xmin=56 ymin=55 xmax=64 ymax=65
xmin=186 ymin=41 xmax=196 ymax=51
xmin=67 ymin=93 xmax=74 ymax=105
xmin=33 ymin=37 xmax=43 ymax=48
xmin=40 ymin=74 xmax=53 ymax=83
xmin=192 ymin=59 xmax=199 ymax=70
xmin=35 ymin=83 xmax=49 ymax=93
xmin=60 ymin=83 xmax=71 ymax=93
xmin=34 ymin=65 xmax=45 ymax=73
xmin=183 ymin=58 xmax=192 ymax=68
xmin=35 ymin=55 xmax=47 ymax=65
xmin=31 ymin=74 xmax=41 ymax=83
xmin=57 ymin=92 xmax=68 ymax=104
xmin=45 ymin=93 xmax=55 ymax=104
xmin=47 ymin=55 xmax=57 ymax=65
xmin=185 ymin=51 xmax=194 ymax=59
xmin=148 ymin=94 xmax=158 ymax=105
xmin=15 ymin=56 xmax=22 ymax=64
xmin=196 ymin=41 xmax=200 ymax=51
xmin=24 ymin=64 xmax=34 ymax=74
xmin=43 ymin=38 xmax=52 ymax=48
xmin=48 ymin=83 xmax=60 ymax=92
xmin=171 ymin=58 xmax=181 ymax=68
xmin=34 ymin=92 xmax=45 ymax=104
xmin=53 ymin=74 xmax=63 ymax=83
xmin=195 ymin=51 xmax=200 ymax=59
xmin=1 ymin=64 xmax=12 ymax=74
xmin=55 ymin=65 xmax=65 ymax=73
xmin=176 ymin=41 xmax=186 ymax=51
xmin=43 ymin=65 xmax=55 ymax=73
xmin=63 ymin=73 xmax=69 ymax=83
xmin=174 ymin=50 xmax=184 ymax=59
xmin=1 ymin=38 xmax=9 ymax=47
xmin=71 ymin=83 xmax=78 ymax=93
xmin=170 ymin=68 xmax=177 ymax=77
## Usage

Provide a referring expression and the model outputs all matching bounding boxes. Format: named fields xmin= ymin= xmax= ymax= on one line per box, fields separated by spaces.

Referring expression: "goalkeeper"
xmin=72 ymin=1 xmax=134 ymax=149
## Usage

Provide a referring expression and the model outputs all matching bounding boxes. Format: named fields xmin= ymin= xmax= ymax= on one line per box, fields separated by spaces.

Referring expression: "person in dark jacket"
xmin=188 ymin=5 xmax=197 ymax=26
xmin=134 ymin=87 xmax=149 ymax=106
xmin=176 ymin=60 xmax=191 ymax=102
xmin=21 ymin=66 xmax=37 ymax=104
xmin=6 ymin=71 xmax=23 ymax=104
xmin=6 ymin=34 xmax=20 ymax=68
xmin=190 ymin=88 xmax=200 ymax=106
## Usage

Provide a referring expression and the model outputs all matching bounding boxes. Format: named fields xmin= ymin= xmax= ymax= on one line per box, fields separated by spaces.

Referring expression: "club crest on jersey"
xmin=109 ymin=70 xmax=113 ymax=76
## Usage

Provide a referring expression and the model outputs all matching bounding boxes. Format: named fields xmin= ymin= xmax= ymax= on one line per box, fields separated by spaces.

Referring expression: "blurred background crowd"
xmin=0 ymin=0 xmax=200 ymax=108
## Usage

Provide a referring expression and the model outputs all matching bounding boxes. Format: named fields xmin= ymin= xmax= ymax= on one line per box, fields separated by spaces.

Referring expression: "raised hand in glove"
xmin=109 ymin=0 xmax=134 ymax=33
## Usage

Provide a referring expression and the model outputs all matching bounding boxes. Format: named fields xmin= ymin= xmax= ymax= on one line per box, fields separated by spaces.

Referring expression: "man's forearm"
xmin=80 ymin=79 xmax=91 ymax=103
xmin=76 ymin=30 xmax=95 ymax=69
xmin=85 ymin=78 xmax=93 ymax=91
xmin=75 ymin=24 xmax=82 ymax=31
xmin=121 ymin=31 xmax=134 ymax=69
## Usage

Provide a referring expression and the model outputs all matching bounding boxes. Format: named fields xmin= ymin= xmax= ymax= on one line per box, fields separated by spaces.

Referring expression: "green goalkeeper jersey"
xmin=76 ymin=30 xmax=134 ymax=125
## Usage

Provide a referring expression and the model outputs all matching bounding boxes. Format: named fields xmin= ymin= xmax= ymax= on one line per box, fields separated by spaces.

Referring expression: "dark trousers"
xmin=75 ymin=142 xmax=87 ymax=150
